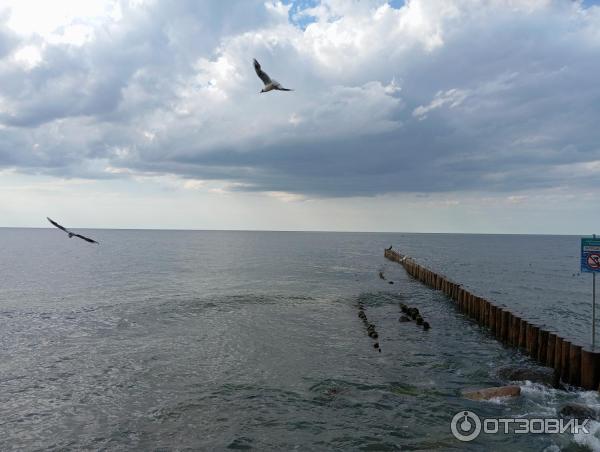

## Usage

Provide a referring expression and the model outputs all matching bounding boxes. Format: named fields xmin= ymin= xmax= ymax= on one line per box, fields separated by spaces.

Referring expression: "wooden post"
xmin=526 ymin=325 xmax=539 ymax=358
xmin=518 ymin=319 xmax=528 ymax=349
xmin=537 ymin=329 xmax=548 ymax=364
xmin=489 ymin=305 xmax=497 ymax=335
xmin=473 ymin=296 xmax=481 ymax=321
xmin=501 ymin=311 xmax=511 ymax=343
xmin=510 ymin=315 xmax=521 ymax=346
xmin=481 ymin=299 xmax=490 ymax=327
xmin=580 ymin=348 xmax=600 ymax=390
xmin=569 ymin=344 xmax=582 ymax=387
xmin=467 ymin=294 xmax=473 ymax=318
xmin=560 ymin=340 xmax=571 ymax=383
xmin=546 ymin=333 xmax=556 ymax=368
xmin=495 ymin=308 xmax=504 ymax=340
xmin=554 ymin=336 xmax=564 ymax=375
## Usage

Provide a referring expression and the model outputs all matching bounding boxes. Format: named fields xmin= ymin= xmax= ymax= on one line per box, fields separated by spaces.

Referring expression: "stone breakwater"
xmin=384 ymin=248 xmax=600 ymax=391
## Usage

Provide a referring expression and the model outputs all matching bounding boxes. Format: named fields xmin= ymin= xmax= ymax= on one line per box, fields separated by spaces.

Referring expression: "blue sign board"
xmin=581 ymin=238 xmax=600 ymax=273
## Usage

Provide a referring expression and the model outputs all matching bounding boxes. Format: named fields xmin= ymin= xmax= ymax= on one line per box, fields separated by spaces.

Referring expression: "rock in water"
xmin=496 ymin=365 xmax=559 ymax=388
xmin=422 ymin=321 xmax=430 ymax=330
xmin=399 ymin=315 xmax=410 ymax=322
xmin=559 ymin=403 xmax=597 ymax=420
xmin=462 ymin=385 xmax=521 ymax=401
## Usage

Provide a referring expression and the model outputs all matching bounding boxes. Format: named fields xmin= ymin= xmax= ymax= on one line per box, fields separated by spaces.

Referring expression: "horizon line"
xmin=0 ymin=226 xmax=592 ymax=237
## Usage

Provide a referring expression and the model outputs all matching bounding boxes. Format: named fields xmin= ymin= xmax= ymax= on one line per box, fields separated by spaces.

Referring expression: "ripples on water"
xmin=0 ymin=229 xmax=599 ymax=450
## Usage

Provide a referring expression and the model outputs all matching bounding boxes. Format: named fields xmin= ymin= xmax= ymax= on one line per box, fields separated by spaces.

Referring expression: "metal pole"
xmin=594 ymin=272 xmax=597 ymax=350
xmin=594 ymin=234 xmax=597 ymax=350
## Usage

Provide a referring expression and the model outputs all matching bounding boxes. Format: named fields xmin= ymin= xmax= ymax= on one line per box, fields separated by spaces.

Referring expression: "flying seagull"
xmin=253 ymin=59 xmax=293 ymax=93
xmin=47 ymin=217 xmax=99 ymax=244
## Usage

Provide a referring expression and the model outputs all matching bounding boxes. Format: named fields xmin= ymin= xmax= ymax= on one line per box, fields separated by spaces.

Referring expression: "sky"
xmin=1 ymin=0 xmax=600 ymax=234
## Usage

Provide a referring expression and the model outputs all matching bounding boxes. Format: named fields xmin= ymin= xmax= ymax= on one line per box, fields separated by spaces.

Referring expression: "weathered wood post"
xmin=501 ymin=311 xmax=511 ymax=343
xmin=560 ymin=340 xmax=571 ymax=383
xmin=554 ymin=336 xmax=564 ymax=375
xmin=466 ymin=293 xmax=472 ymax=318
xmin=473 ymin=295 xmax=481 ymax=320
xmin=459 ymin=290 xmax=469 ymax=312
xmin=581 ymin=348 xmax=600 ymax=390
xmin=569 ymin=344 xmax=582 ymax=386
xmin=537 ymin=329 xmax=549 ymax=364
xmin=495 ymin=307 xmax=504 ymax=340
xmin=510 ymin=315 xmax=521 ymax=347
xmin=482 ymin=299 xmax=491 ymax=328
xmin=489 ymin=305 xmax=497 ymax=335
xmin=518 ymin=319 xmax=528 ymax=349
xmin=526 ymin=325 xmax=539 ymax=358
xmin=546 ymin=333 xmax=556 ymax=368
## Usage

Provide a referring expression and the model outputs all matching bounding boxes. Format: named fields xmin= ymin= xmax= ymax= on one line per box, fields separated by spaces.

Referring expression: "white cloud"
xmin=412 ymin=88 xmax=469 ymax=119
xmin=12 ymin=44 xmax=42 ymax=68
xmin=1 ymin=0 xmax=600 ymax=231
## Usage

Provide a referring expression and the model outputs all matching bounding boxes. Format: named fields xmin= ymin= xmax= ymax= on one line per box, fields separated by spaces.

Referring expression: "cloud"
xmin=412 ymin=88 xmax=469 ymax=119
xmin=0 ymin=0 xmax=600 ymax=201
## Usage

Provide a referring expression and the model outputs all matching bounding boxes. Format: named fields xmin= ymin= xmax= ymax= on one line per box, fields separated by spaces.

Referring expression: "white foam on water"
xmin=575 ymin=391 xmax=600 ymax=410
xmin=519 ymin=382 xmax=561 ymax=417
xmin=573 ymin=419 xmax=600 ymax=450
xmin=486 ymin=395 xmax=512 ymax=405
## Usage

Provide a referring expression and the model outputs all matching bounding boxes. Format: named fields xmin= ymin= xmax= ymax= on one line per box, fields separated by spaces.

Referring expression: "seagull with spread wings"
xmin=47 ymin=217 xmax=99 ymax=244
xmin=253 ymin=58 xmax=293 ymax=93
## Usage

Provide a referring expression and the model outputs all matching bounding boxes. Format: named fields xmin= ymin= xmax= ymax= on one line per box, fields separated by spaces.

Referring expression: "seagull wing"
xmin=72 ymin=233 xmax=99 ymax=244
xmin=253 ymin=59 xmax=271 ymax=86
xmin=47 ymin=217 xmax=70 ymax=234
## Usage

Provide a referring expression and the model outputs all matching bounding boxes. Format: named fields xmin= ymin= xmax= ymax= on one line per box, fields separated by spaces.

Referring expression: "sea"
xmin=1 ymin=229 xmax=599 ymax=451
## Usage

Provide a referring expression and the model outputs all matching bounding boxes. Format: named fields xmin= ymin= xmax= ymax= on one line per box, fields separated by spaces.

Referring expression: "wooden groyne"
xmin=384 ymin=249 xmax=600 ymax=391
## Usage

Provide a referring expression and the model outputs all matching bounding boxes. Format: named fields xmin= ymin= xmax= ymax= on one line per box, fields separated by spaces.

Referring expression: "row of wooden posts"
xmin=384 ymin=248 xmax=600 ymax=391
